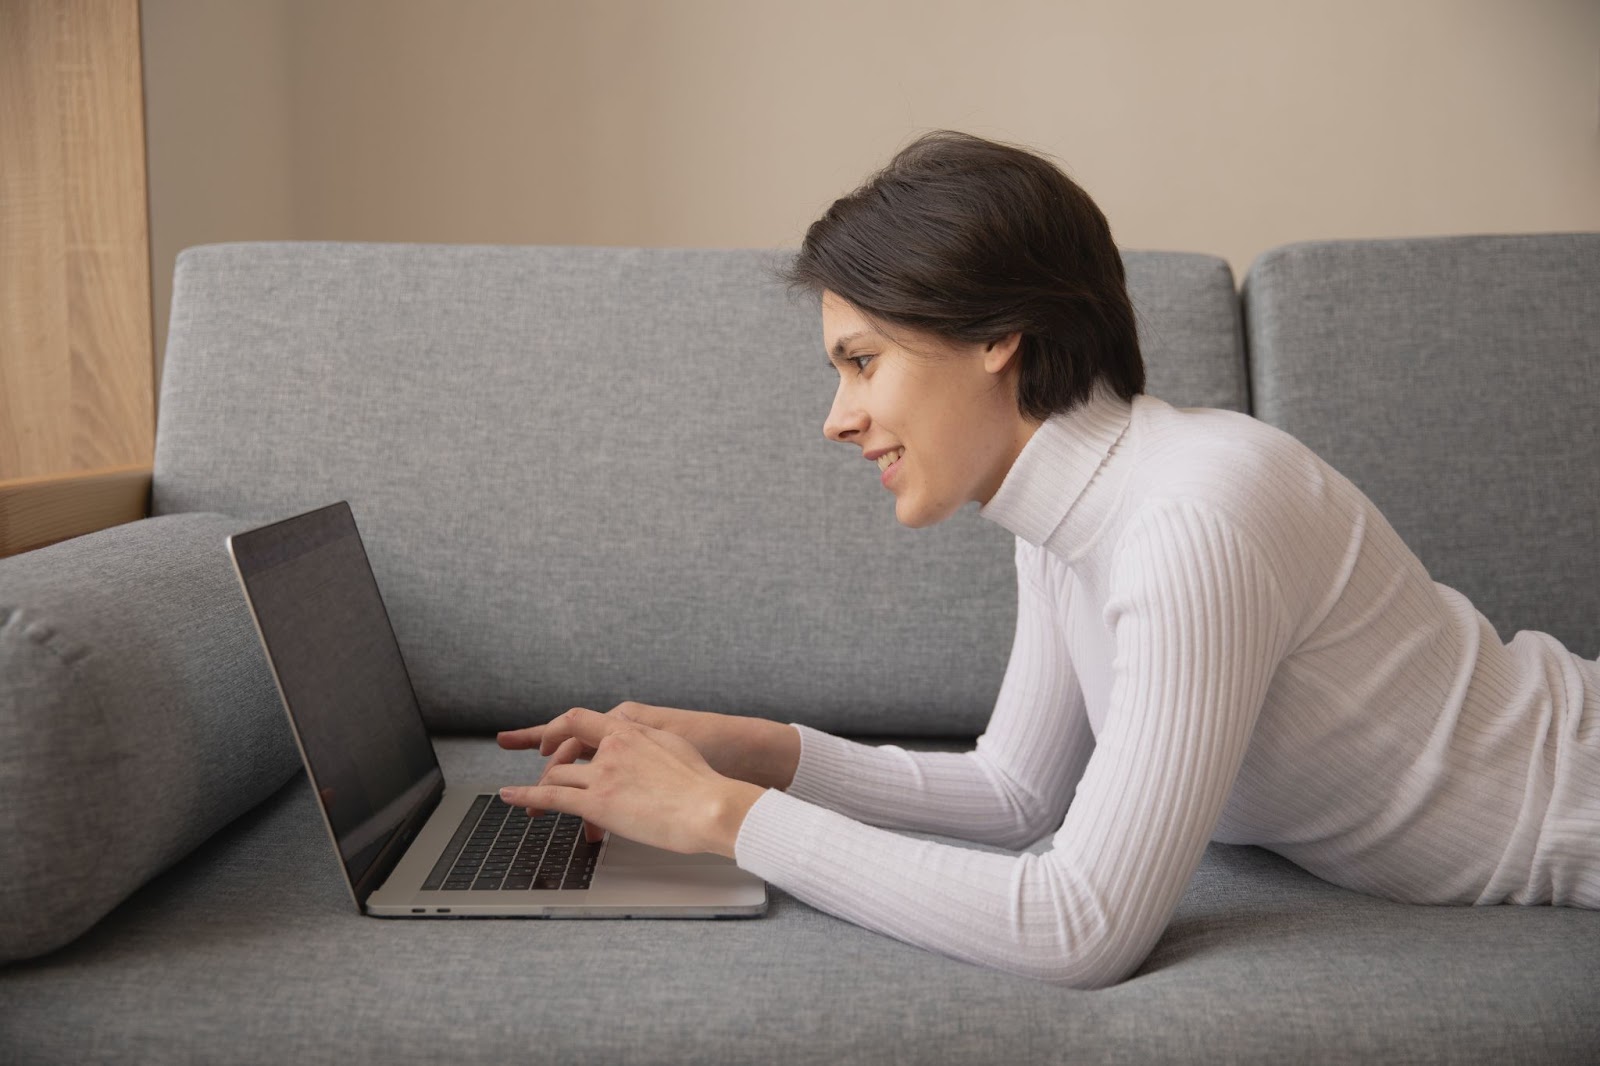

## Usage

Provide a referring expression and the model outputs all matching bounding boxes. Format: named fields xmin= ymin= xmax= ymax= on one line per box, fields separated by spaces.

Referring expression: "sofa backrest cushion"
xmin=0 ymin=513 xmax=298 ymax=963
xmin=153 ymin=243 xmax=1246 ymax=734
xmin=1243 ymin=234 xmax=1600 ymax=659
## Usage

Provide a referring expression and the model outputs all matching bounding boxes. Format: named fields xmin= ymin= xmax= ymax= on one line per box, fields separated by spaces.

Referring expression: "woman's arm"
xmin=501 ymin=540 xmax=1092 ymax=849
xmin=734 ymin=502 xmax=1295 ymax=988
xmin=781 ymin=539 xmax=1093 ymax=849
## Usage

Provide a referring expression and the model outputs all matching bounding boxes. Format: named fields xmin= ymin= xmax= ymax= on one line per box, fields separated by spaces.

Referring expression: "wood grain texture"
xmin=0 ymin=464 xmax=152 ymax=557
xmin=0 ymin=0 xmax=155 ymax=481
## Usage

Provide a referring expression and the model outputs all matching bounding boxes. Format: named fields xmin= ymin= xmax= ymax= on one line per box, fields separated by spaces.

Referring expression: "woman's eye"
xmin=849 ymin=354 xmax=875 ymax=373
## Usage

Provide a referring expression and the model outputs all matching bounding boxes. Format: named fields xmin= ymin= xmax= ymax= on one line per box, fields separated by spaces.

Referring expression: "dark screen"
xmin=232 ymin=503 xmax=441 ymax=896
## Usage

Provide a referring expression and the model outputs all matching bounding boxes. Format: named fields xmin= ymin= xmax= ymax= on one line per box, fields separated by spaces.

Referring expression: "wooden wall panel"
xmin=0 ymin=0 xmax=155 ymax=482
xmin=0 ymin=463 xmax=150 ymax=556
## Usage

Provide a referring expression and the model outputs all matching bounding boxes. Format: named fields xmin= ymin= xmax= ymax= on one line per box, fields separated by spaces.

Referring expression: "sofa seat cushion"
xmin=0 ymin=514 xmax=299 ymax=963
xmin=3 ymin=736 xmax=1596 ymax=1064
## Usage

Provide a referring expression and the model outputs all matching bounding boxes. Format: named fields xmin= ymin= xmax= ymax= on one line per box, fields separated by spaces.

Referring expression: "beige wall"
xmin=144 ymin=0 xmax=1600 ymax=378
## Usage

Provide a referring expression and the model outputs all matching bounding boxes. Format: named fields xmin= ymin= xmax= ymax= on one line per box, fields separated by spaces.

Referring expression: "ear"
xmin=981 ymin=331 xmax=1023 ymax=375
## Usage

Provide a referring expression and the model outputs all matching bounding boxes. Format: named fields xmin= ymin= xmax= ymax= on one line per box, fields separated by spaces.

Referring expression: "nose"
xmin=824 ymin=379 xmax=868 ymax=444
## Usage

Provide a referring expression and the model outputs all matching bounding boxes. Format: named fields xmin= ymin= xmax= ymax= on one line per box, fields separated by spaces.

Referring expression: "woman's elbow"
xmin=999 ymin=941 xmax=1147 ymax=990
xmin=1031 ymin=956 xmax=1143 ymax=990
xmin=987 ymin=873 xmax=1162 ymax=989
xmin=990 ymin=818 xmax=1055 ymax=852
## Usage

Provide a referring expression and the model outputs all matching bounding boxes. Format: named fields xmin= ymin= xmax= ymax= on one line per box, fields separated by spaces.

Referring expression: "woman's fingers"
xmin=544 ymin=733 xmax=607 ymax=841
xmin=538 ymin=706 xmax=626 ymax=755
xmin=504 ymin=758 xmax=591 ymax=815
xmin=496 ymin=725 xmax=544 ymax=750
xmin=535 ymin=760 xmax=588 ymax=789
xmin=535 ymin=708 xmax=585 ymax=756
xmin=498 ymin=706 xmax=613 ymax=756
xmin=500 ymin=709 xmax=614 ymax=817
xmin=501 ymin=708 xmax=692 ymax=844
xmin=500 ymin=782 xmax=559 ymax=810
xmin=499 ymin=718 xmax=738 ymax=856
xmin=540 ymin=736 xmax=588 ymax=781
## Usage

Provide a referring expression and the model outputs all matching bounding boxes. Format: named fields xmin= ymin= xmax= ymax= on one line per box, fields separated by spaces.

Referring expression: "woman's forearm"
xmin=749 ymin=718 xmax=801 ymax=791
xmin=780 ymin=723 xmax=1084 ymax=848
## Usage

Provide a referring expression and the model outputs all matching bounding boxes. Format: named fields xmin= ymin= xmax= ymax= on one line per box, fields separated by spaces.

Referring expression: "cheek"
xmin=873 ymin=375 xmax=914 ymax=427
xmin=881 ymin=368 xmax=944 ymax=439
xmin=909 ymin=403 xmax=995 ymax=502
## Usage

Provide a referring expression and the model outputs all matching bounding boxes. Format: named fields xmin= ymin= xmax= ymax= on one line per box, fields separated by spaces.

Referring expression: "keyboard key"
xmin=502 ymin=876 xmax=533 ymax=890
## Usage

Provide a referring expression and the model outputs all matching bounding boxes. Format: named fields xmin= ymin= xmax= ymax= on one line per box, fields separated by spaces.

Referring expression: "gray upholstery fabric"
xmin=1243 ymin=234 xmax=1600 ymax=658
xmin=1126 ymin=252 xmax=1249 ymax=412
xmin=3 ymin=737 xmax=1596 ymax=1065
xmin=0 ymin=514 xmax=299 ymax=963
xmin=153 ymin=243 xmax=1247 ymax=735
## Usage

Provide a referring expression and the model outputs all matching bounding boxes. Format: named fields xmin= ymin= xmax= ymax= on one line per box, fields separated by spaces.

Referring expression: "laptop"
xmin=227 ymin=500 xmax=768 ymax=919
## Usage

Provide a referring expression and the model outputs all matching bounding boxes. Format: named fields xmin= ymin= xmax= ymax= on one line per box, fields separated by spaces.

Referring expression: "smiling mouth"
xmin=875 ymin=447 xmax=904 ymax=472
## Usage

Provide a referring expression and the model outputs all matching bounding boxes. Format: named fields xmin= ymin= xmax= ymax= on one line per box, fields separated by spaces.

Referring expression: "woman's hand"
xmin=497 ymin=701 xmax=800 ymax=791
xmin=496 ymin=707 xmax=765 ymax=857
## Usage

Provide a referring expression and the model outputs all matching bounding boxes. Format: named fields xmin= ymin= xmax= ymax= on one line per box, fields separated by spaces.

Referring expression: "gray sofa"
xmin=2 ymin=235 xmax=1596 ymax=1064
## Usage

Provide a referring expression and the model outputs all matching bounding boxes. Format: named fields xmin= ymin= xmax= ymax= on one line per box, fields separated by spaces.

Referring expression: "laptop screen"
xmin=230 ymin=502 xmax=443 ymax=899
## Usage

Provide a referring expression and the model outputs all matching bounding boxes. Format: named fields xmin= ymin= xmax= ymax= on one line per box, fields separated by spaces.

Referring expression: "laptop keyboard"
xmin=422 ymin=795 xmax=600 ymax=891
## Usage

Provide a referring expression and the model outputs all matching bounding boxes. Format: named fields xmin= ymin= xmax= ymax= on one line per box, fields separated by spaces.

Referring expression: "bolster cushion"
xmin=0 ymin=513 xmax=298 ymax=963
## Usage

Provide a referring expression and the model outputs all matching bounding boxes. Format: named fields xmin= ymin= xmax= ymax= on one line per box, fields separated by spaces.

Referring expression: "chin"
xmin=893 ymin=494 xmax=957 ymax=529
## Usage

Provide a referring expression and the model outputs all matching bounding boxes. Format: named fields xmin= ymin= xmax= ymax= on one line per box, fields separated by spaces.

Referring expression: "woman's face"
xmin=821 ymin=291 xmax=1037 ymax=528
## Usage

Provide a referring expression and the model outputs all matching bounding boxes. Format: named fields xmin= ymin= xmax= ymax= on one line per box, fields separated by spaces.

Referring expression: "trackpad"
xmin=602 ymin=834 xmax=736 ymax=866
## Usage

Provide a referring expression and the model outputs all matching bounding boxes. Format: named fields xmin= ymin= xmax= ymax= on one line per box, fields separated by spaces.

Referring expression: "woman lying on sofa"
xmin=496 ymin=129 xmax=1600 ymax=989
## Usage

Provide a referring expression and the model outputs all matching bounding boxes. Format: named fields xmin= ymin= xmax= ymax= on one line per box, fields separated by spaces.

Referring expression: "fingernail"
xmin=498 ymin=788 xmax=514 ymax=801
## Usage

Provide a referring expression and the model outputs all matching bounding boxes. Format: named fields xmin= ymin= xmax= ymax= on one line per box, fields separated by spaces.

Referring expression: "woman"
xmin=497 ymin=130 xmax=1600 ymax=989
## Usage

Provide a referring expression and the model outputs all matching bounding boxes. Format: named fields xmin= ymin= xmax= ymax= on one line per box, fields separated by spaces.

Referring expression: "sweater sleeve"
xmin=734 ymin=502 xmax=1295 ymax=988
xmin=778 ymin=538 xmax=1094 ymax=848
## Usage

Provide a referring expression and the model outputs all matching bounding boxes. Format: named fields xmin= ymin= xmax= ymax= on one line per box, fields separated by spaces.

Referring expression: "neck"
xmin=978 ymin=411 xmax=1046 ymax=507
xmin=978 ymin=385 xmax=1137 ymax=548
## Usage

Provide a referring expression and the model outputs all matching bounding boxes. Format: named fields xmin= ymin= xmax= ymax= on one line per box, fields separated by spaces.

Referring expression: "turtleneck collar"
xmin=979 ymin=384 xmax=1135 ymax=552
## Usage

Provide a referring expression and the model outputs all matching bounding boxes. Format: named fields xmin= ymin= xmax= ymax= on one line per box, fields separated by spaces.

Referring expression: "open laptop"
xmin=227 ymin=500 xmax=768 ymax=919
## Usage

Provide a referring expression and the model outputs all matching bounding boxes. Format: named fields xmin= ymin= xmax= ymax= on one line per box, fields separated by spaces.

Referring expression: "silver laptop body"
xmin=227 ymin=501 xmax=767 ymax=919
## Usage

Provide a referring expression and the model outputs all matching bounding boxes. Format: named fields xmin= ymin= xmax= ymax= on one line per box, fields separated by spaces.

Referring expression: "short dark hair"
xmin=782 ymin=130 xmax=1144 ymax=421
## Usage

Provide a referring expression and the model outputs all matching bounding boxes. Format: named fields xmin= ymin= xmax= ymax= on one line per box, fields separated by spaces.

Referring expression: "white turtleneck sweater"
xmin=731 ymin=389 xmax=1600 ymax=989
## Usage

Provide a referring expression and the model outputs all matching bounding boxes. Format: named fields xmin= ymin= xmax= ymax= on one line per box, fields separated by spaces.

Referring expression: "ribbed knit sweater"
xmin=732 ymin=388 xmax=1600 ymax=989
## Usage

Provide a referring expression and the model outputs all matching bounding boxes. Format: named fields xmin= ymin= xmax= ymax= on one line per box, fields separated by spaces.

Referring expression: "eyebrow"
xmin=827 ymin=330 xmax=871 ymax=363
